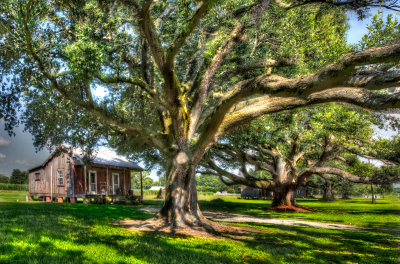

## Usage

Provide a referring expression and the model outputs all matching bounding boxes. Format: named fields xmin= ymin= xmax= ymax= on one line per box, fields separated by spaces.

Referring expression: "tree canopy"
xmin=9 ymin=169 xmax=28 ymax=185
xmin=0 ymin=174 xmax=10 ymax=184
xmin=1 ymin=0 xmax=399 ymax=227
xmin=199 ymin=103 xmax=400 ymax=208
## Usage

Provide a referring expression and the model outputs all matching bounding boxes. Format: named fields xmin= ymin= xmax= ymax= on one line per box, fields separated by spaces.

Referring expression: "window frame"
xmin=112 ymin=173 xmax=120 ymax=194
xmin=57 ymin=169 xmax=64 ymax=186
xmin=88 ymin=170 xmax=97 ymax=194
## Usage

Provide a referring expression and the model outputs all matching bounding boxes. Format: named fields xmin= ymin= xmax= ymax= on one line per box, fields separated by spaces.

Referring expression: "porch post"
xmin=84 ymin=165 xmax=87 ymax=195
xmin=140 ymin=171 xmax=143 ymax=200
xmin=106 ymin=167 xmax=109 ymax=195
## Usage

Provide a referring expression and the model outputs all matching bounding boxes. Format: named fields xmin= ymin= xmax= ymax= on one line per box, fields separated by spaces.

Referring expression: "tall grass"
xmin=0 ymin=183 xmax=28 ymax=191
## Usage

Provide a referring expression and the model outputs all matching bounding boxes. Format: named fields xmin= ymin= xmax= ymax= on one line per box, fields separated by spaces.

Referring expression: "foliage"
xmin=152 ymin=176 xmax=166 ymax=187
xmin=9 ymin=169 xmax=28 ymax=185
xmin=1 ymin=0 xmax=399 ymax=221
xmin=373 ymin=133 xmax=400 ymax=164
xmin=360 ymin=11 xmax=400 ymax=49
xmin=0 ymin=174 xmax=9 ymax=183
xmin=196 ymin=174 xmax=239 ymax=193
xmin=131 ymin=171 xmax=154 ymax=190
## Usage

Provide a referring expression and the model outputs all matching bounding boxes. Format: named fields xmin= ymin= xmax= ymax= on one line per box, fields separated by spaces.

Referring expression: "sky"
xmin=0 ymin=8 xmax=399 ymax=179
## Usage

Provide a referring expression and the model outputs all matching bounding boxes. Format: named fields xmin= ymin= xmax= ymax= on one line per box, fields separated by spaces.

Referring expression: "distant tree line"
xmin=0 ymin=169 xmax=28 ymax=184
xmin=196 ymin=175 xmax=239 ymax=194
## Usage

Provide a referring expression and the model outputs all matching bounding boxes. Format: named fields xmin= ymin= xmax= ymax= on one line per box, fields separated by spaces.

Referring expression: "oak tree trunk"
xmin=322 ymin=182 xmax=335 ymax=201
xmin=271 ymin=187 xmax=296 ymax=208
xmin=341 ymin=192 xmax=350 ymax=199
xmin=158 ymin=152 xmax=207 ymax=227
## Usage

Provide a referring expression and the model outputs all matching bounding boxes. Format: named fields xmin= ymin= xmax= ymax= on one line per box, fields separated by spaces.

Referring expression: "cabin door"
xmin=112 ymin=173 xmax=119 ymax=195
xmin=89 ymin=171 xmax=97 ymax=194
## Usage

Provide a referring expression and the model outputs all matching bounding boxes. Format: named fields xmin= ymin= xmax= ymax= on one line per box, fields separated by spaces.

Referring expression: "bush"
xmin=0 ymin=183 xmax=29 ymax=191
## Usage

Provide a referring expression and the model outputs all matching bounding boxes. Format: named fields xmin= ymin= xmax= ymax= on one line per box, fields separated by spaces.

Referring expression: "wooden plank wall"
xmin=74 ymin=166 xmax=85 ymax=195
xmin=29 ymin=153 xmax=71 ymax=197
xmin=30 ymin=155 xmax=134 ymax=198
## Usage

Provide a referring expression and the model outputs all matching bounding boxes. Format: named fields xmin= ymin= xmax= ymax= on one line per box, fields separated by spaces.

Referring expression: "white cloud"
xmin=0 ymin=153 xmax=6 ymax=159
xmin=15 ymin=160 xmax=31 ymax=166
xmin=0 ymin=136 xmax=10 ymax=147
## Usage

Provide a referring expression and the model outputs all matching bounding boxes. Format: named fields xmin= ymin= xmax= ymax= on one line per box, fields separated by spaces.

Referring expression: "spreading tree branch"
xmin=165 ymin=0 xmax=213 ymax=69
xmin=21 ymin=3 xmax=169 ymax=153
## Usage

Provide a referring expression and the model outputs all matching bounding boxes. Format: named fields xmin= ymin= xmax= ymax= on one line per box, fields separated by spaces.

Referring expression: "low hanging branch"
xmin=3 ymin=0 xmax=400 ymax=227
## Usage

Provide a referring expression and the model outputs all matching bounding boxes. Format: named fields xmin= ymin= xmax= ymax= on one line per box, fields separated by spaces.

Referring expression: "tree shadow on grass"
xmin=221 ymin=222 xmax=400 ymax=264
xmin=0 ymin=201 xmax=266 ymax=264
xmin=1 ymin=199 xmax=398 ymax=264
xmin=199 ymin=198 xmax=400 ymax=229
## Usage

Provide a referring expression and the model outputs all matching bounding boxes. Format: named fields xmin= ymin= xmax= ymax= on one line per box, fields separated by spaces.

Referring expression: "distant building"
xmin=149 ymin=186 xmax=165 ymax=191
xmin=28 ymin=146 xmax=143 ymax=202
xmin=241 ymin=185 xmax=272 ymax=199
xmin=241 ymin=185 xmax=313 ymax=199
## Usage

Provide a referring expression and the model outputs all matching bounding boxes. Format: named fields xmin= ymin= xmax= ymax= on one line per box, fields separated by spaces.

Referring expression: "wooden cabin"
xmin=28 ymin=147 xmax=143 ymax=203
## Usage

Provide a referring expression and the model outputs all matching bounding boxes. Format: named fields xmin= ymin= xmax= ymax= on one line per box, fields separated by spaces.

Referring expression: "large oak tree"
xmin=200 ymin=104 xmax=400 ymax=209
xmin=1 ymin=0 xmax=400 ymax=228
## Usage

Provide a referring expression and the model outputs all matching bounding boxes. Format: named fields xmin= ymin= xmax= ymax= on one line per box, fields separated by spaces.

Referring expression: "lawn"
xmin=0 ymin=191 xmax=399 ymax=264
xmin=145 ymin=194 xmax=400 ymax=229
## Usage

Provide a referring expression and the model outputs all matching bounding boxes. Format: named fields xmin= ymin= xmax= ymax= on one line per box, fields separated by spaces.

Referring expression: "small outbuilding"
xmin=28 ymin=146 xmax=144 ymax=202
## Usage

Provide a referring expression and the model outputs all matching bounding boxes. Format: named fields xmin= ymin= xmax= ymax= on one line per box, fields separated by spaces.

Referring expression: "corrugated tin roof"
xmin=29 ymin=146 xmax=143 ymax=171
xmin=73 ymin=147 xmax=143 ymax=170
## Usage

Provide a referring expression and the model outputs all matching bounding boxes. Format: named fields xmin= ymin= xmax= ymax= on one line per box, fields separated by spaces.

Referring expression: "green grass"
xmin=194 ymin=195 xmax=400 ymax=229
xmin=0 ymin=190 xmax=399 ymax=263
xmin=143 ymin=195 xmax=400 ymax=228
xmin=0 ymin=183 xmax=28 ymax=191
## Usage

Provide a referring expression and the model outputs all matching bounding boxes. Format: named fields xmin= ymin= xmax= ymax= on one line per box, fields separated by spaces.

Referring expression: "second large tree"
xmin=1 ymin=0 xmax=400 ymax=227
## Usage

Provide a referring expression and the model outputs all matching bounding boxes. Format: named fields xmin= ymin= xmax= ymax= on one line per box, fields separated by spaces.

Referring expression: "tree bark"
xmin=271 ymin=186 xmax=296 ymax=208
xmin=322 ymin=182 xmax=335 ymax=201
xmin=158 ymin=152 xmax=207 ymax=227
xmin=341 ymin=192 xmax=350 ymax=199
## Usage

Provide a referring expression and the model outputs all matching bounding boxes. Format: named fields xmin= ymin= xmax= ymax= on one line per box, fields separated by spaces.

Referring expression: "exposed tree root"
xmin=267 ymin=205 xmax=316 ymax=212
xmin=112 ymin=217 xmax=267 ymax=239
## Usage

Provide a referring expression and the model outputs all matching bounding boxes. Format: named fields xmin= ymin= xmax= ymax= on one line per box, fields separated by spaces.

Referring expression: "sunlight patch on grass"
xmin=0 ymin=191 xmax=399 ymax=264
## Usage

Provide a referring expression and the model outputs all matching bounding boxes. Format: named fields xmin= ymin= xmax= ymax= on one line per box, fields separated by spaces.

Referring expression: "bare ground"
xmin=113 ymin=207 xmax=399 ymax=238
xmin=135 ymin=207 xmax=378 ymax=231
xmin=113 ymin=217 xmax=270 ymax=239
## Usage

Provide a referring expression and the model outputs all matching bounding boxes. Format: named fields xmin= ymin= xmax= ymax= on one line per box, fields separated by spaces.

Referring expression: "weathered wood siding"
xmin=73 ymin=166 xmax=85 ymax=195
xmin=29 ymin=168 xmax=47 ymax=196
xmin=30 ymin=154 xmax=135 ymax=198
xmin=29 ymin=153 xmax=73 ymax=197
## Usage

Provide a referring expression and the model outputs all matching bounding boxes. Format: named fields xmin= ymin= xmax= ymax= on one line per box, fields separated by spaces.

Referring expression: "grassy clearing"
xmin=0 ymin=191 xmax=399 ymax=264
xmin=145 ymin=195 xmax=400 ymax=228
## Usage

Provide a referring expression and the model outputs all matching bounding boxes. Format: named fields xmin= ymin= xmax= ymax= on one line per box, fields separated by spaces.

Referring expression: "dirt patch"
xmin=113 ymin=218 xmax=268 ymax=239
xmin=268 ymin=205 xmax=312 ymax=212
xmin=267 ymin=205 xmax=322 ymax=212
xmin=136 ymin=207 xmax=375 ymax=232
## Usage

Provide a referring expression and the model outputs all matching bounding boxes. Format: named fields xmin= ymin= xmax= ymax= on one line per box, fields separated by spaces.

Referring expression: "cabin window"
xmin=35 ymin=172 xmax=41 ymax=181
xmin=57 ymin=170 xmax=64 ymax=185
xmin=113 ymin=173 xmax=119 ymax=194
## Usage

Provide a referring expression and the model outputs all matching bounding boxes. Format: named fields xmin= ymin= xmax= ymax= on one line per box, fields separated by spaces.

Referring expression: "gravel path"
xmin=138 ymin=207 xmax=371 ymax=231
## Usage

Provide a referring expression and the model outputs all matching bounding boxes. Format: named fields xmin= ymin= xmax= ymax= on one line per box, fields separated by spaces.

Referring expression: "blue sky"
xmin=0 ymin=8 xmax=399 ymax=178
